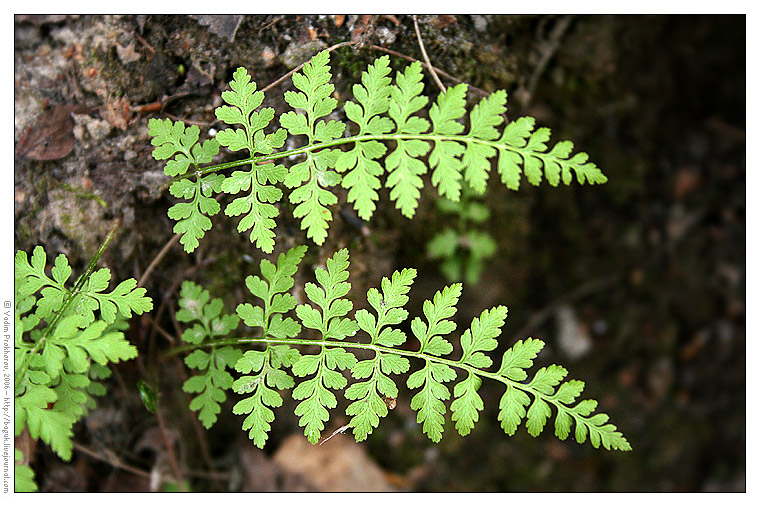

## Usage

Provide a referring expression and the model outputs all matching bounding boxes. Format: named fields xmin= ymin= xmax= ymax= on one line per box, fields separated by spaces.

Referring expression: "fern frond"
xmin=216 ymin=67 xmax=289 ymax=253
xmin=386 ymin=61 xmax=431 ymax=218
xmin=281 ymin=51 xmax=346 ymax=244
xmin=291 ymin=248 xmax=359 ymax=443
xmin=176 ymin=245 xmax=629 ymax=451
xmin=15 ymin=379 xmax=75 ymax=460
xmin=151 ymin=53 xmax=606 ymax=253
xmin=337 ymin=55 xmax=394 ymax=220
xmin=15 ymin=246 xmax=152 ymax=327
xmin=346 ymin=267 xmax=415 ymax=440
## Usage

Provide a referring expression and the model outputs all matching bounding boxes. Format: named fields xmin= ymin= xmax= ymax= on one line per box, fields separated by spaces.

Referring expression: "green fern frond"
xmin=149 ymin=118 xmax=222 ymax=252
xmin=292 ymin=248 xmax=359 ymax=443
xmin=150 ymin=52 xmax=606 ymax=253
xmin=14 ymin=244 xmax=151 ymax=468
xmin=336 ymin=55 xmax=394 ymax=220
xmin=347 ymin=267 xmax=415 ymax=441
xmin=216 ymin=67 xmax=289 ymax=253
xmin=281 ymin=51 xmax=346 ymax=245
xmin=177 ymin=246 xmax=629 ymax=452
xmin=231 ymin=246 xmax=305 ymax=446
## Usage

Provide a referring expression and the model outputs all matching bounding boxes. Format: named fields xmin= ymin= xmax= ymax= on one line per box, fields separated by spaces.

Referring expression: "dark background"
xmin=14 ymin=14 xmax=745 ymax=491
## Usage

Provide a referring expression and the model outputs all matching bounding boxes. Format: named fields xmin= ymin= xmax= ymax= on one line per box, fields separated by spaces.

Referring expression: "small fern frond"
xmin=14 ymin=244 xmax=150 ymax=470
xmin=281 ymin=51 xmax=346 ymax=245
xmin=336 ymin=55 xmax=394 ymax=220
xmin=231 ymin=246 xmax=306 ymax=446
xmin=216 ymin=67 xmax=289 ymax=253
xmin=292 ymin=248 xmax=359 ymax=443
xmin=346 ymin=267 xmax=415 ymax=441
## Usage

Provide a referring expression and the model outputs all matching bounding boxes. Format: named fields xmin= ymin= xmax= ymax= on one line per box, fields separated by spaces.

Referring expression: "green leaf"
xmin=498 ymin=384 xmax=531 ymax=436
xmin=498 ymin=338 xmax=544 ymax=381
xmin=338 ymin=55 xmax=394 ymax=220
xmin=461 ymin=90 xmax=506 ymax=192
xmin=386 ymin=61 xmax=430 ymax=218
xmin=15 ymin=382 xmax=75 ymax=461
xmin=222 ymin=163 xmax=285 ymax=253
xmin=296 ymin=249 xmax=358 ymax=340
xmin=214 ymin=67 xmax=288 ymax=252
xmin=77 ymin=272 xmax=153 ymax=325
xmin=148 ymin=118 xmax=219 ymax=176
xmin=285 ymin=150 xmax=341 ymax=245
xmin=429 ymin=84 xmax=467 ymax=201
xmin=291 ymin=249 xmax=361 ymax=442
xmin=344 ymin=268 xmax=415 ymax=440
xmin=412 ymin=283 xmax=461 ymax=354
xmin=408 ymin=361 xmax=455 ymax=442
xmin=450 ymin=372 xmax=483 ymax=436
xmin=177 ymin=281 xmax=241 ymax=428
xmin=460 ymin=306 xmax=507 ymax=369
xmin=137 ymin=379 xmax=158 ymax=413
xmin=15 ymin=449 xmax=38 ymax=492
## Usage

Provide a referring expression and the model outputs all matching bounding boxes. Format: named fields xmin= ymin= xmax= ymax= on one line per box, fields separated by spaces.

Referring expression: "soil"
xmin=13 ymin=14 xmax=745 ymax=492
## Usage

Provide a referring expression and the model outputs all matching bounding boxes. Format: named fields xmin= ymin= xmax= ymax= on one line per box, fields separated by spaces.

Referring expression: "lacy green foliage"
xmin=14 ymin=246 xmax=152 ymax=490
xmin=427 ymin=191 xmax=497 ymax=284
xmin=150 ymin=52 xmax=607 ymax=254
xmin=177 ymin=247 xmax=630 ymax=451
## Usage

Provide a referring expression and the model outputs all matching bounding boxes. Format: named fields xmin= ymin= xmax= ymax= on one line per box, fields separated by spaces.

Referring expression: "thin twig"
xmin=138 ymin=233 xmax=181 ymax=288
xmin=261 ymin=40 xmax=354 ymax=93
xmin=513 ymin=273 xmax=620 ymax=341
xmin=369 ymin=44 xmax=490 ymax=97
xmin=413 ymin=15 xmax=446 ymax=93
xmin=519 ymin=15 xmax=574 ymax=107
xmin=144 ymin=314 xmax=176 ymax=345
xmin=164 ymin=114 xmax=215 ymax=126
xmin=258 ymin=15 xmax=284 ymax=34
xmin=73 ymin=442 xmax=151 ymax=479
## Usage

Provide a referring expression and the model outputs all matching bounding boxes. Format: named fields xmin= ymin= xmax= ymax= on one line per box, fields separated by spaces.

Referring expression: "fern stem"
xmin=165 ymin=133 xmax=525 ymax=186
xmin=168 ymin=335 xmax=623 ymax=446
xmin=167 ymin=335 xmax=539 ymax=397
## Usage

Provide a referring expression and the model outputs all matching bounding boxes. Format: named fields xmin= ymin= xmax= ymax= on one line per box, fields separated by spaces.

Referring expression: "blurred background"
xmin=14 ymin=14 xmax=745 ymax=491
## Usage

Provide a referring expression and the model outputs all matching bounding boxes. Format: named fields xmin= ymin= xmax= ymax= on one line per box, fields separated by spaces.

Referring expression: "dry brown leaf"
xmin=16 ymin=104 xmax=84 ymax=160
xmin=273 ymin=433 xmax=397 ymax=492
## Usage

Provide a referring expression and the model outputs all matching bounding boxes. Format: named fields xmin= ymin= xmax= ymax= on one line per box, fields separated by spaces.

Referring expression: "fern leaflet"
xmin=231 ymin=246 xmax=306 ymax=446
xmin=176 ymin=281 xmax=241 ymax=428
